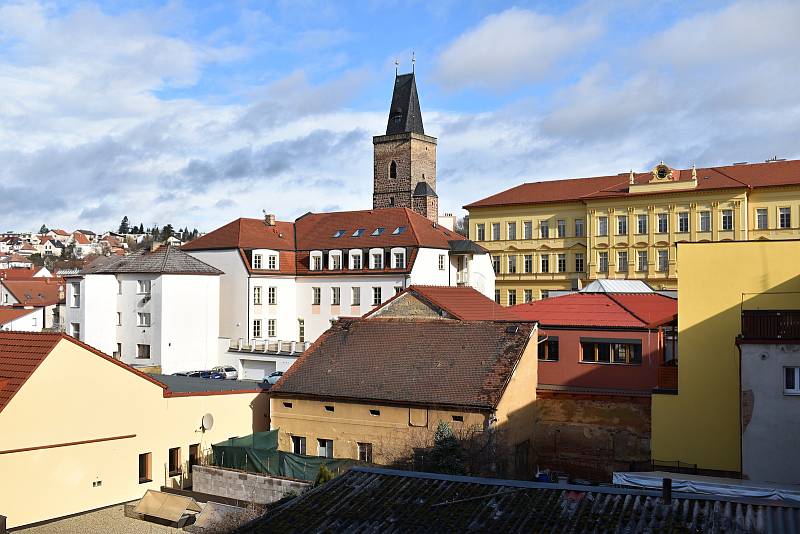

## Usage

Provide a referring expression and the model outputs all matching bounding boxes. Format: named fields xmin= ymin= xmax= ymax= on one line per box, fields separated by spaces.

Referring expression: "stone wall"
xmin=373 ymin=132 xmax=437 ymax=222
xmin=192 ymin=465 xmax=310 ymax=505
xmin=370 ymin=293 xmax=444 ymax=319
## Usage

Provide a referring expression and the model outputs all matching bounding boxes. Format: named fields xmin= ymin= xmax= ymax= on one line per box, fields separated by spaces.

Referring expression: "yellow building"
xmin=465 ymin=160 xmax=800 ymax=304
xmin=652 ymin=240 xmax=800 ymax=475
xmin=269 ymin=317 xmax=538 ymax=477
xmin=0 ymin=332 xmax=269 ymax=529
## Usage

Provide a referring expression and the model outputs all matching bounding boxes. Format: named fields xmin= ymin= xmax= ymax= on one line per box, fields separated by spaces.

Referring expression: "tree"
xmin=314 ymin=465 xmax=334 ymax=487
xmin=455 ymin=216 xmax=469 ymax=237
xmin=162 ymin=224 xmax=174 ymax=240
xmin=429 ymin=421 xmax=465 ymax=475
xmin=38 ymin=224 xmax=49 ymax=234
xmin=118 ymin=216 xmax=130 ymax=234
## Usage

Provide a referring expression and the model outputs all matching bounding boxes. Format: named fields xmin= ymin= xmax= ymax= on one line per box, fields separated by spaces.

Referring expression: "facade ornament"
xmin=629 ymin=170 xmax=635 ymax=185
xmin=692 ymin=164 xmax=697 ymax=181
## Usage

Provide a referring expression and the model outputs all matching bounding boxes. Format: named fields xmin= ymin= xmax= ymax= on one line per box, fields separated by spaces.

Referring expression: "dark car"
xmin=188 ymin=370 xmax=212 ymax=379
xmin=210 ymin=372 xmax=226 ymax=379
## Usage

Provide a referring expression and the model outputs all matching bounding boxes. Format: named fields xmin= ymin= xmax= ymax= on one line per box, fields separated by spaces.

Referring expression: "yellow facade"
xmin=0 ymin=338 xmax=268 ymax=528
xmin=269 ymin=329 xmax=538 ymax=470
xmin=468 ymin=183 xmax=800 ymax=305
xmin=651 ymin=240 xmax=800 ymax=473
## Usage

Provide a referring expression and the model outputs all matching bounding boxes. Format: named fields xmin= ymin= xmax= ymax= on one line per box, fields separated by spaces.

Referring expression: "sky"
xmin=1 ymin=0 xmax=799 ymax=233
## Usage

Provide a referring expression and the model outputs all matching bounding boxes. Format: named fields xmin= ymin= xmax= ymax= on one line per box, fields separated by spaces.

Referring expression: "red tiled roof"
xmin=465 ymin=159 xmax=800 ymax=208
xmin=367 ymin=285 xmax=524 ymax=321
xmin=72 ymin=232 xmax=90 ymax=245
xmin=0 ymin=332 xmax=61 ymax=414
xmin=182 ymin=218 xmax=296 ymax=251
xmin=0 ymin=268 xmax=37 ymax=281
xmin=51 ymin=229 xmax=69 ymax=236
xmin=1 ymin=278 xmax=64 ymax=306
xmin=0 ymin=306 xmax=37 ymax=326
xmin=271 ymin=318 xmax=535 ymax=409
xmin=512 ymin=292 xmax=676 ymax=328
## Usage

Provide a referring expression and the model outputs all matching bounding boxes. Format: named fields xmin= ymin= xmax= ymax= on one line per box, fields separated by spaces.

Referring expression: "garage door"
xmin=241 ymin=360 xmax=276 ymax=381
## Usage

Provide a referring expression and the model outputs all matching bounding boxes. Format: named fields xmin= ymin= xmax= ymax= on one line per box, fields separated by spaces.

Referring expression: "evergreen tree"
xmin=162 ymin=224 xmax=174 ymax=240
xmin=429 ymin=421 xmax=465 ymax=475
xmin=137 ymin=223 xmax=144 ymax=234
xmin=118 ymin=216 xmax=130 ymax=234
xmin=38 ymin=224 xmax=49 ymax=234
xmin=314 ymin=465 xmax=335 ymax=487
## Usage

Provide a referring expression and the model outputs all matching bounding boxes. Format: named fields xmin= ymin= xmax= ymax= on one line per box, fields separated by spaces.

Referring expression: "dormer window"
xmin=268 ymin=255 xmax=277 ymax=270
xmin=352 ymin=229 xmax=365 ymax=237
xmin=391 ymin=226 xmax=406 ymax=235
xmin=310 ymin=252 xmax=323 ymax=271
xmin=390 ymin=161 xmax=397 ymax=179
xmin=252 ymin=254 xmax=262 ymax=269
xmin=350 ymin=250 xmax=363 ymax=270
xmin=391 ymin=248 xmax=406 ymax=269
xmin=369 ymin=249 xmax=384 ymax=269
xmin=329 ymin=251 xmax=342 ymax=270
xmin=332 ymin=230 xmax=346 ymax=238
xmin=371 ymin=228 xmax=385 ymax=236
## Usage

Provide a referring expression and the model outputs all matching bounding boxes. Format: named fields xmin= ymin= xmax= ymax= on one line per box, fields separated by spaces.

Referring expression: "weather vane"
xmin=411 ymin=51 xmax=416 ymax=73
xmin=395 ymin=58 xmax=399 ymax=75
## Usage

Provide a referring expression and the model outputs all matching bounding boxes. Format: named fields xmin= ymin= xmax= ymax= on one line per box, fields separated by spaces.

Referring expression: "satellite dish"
xmin=201 ymin=413 xmax=214 ymax=432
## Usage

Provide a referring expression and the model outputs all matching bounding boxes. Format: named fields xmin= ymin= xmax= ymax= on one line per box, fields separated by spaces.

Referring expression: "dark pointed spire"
xmin=385 ymin=72 xmax=424 ymax=135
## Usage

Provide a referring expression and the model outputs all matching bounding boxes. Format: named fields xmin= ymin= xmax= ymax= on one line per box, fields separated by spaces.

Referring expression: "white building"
xmin=183 ymin=208 xmax=495 ymax=380
xmin=64 ymin=246 xmax=223 ymax=374
xmin=0 ymin=306 xmax=44 ymax=331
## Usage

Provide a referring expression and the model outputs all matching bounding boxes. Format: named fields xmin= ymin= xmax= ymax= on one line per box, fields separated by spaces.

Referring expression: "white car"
xmin=211 ymin=366 xmax=238 ymax=380
xmin=264 ymin=371 xmax=283 ymax=385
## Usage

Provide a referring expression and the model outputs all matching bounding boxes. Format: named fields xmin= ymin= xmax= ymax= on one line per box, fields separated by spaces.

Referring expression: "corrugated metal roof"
xmin=237 ymin=467 xmax=800 ymax=533
xmin=581 ymin=279 xmax=655 ymax=293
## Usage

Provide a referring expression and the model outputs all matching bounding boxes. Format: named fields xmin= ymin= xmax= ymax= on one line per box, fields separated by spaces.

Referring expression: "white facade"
xmin=0 ymin=307 xmax=43 ymax=331
xmin=65 ymin=273 xmax=221 ymax=374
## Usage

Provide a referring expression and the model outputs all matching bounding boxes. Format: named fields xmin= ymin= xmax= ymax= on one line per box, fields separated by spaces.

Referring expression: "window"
xmin=71 ymin=322 xmax=81 ymax=340
xmin=597 ymin=216 xmax=608 ymax=236
xmin=311 ymin=255 xmax=322 ymax=271
xmin=137 ymin=313 xmax=151 ymax=327
xmin=575 ymin=253 xmax=585 ymax=272
xmin=136 ymin=344 xmax=150 ymax=359
xmin=581 ymin=339 xmax=642 ymax=364
xmin=523 ymin=255 xmax=533 ymax=273
xmin=507 ymin=222 xmax=517 ymax=240
xmin=371 ymin=252 xmax=383 ymax=269
xmin=617 ymin=251 xmax=628 ymax=272
xmin=756 ymin=208 xmax=768 ymax=230
xmin=598 ymin=252 xmax=609 ymax=273
xmin=657 ymin=213 xmax=668 ymax=233
xmin=372 ymin=287 xmax=382 ymax=306
xmin=507 ymin=290 xmax=517 ymax=306
xmin=331 ymin=287 xmax=340 ymax=305
xmin=779 ymin=207 xmax=792 ymax=229
xmin=268 ymin=255 xmax=277 ymax=269
xmin=252 ymin=254 xmax=262 ymax=269
xmin=389 ymin=160 xmax=397 ymax=179
xmin=114 ymin=343 xmax=122 ymax=359
xmin=637 ymin=250 xmax=648 ymax=271
xmin=268 ymin=319 xmax=276 ymax=338
xmin=351 ymin=287 xmax=361 ymax=306
xmin=538 ymin=336 xmax=559 ymax=361
xmin=332 ymin=229 xmax=346 ymax=238
xmin=168 ymin=447 xmax=181 ymax=476
xmin=358 ymin=442 xmax=373 ymax=463
xmin=393 ymin=252 xmax=405 ymax=269
xmin=557 ymin=253 xmax=566 ymax=273
xmin=476 ymin=223 xmax=485 ymax=241
xmin=70 ymin=282 xmax=80 ymax=307
xmin=312 ymin=287 xmax=321 ymax=305
xmin=452 ymin=415 xmax=464 ymax=423
xmin=617 ymin=215 xmax=628 ymax=235
xmin=540 ymin=254 xmax=549 ymax=273
xmin=721 ymin=209 xmax=734 ymax=231
xmin=324 ymin=404 xmax=335 ymax=412
xmin=116 ymin=312 xmax=122 ymax=326
xmin=491 ymin=223 xmax=500 ymax=240
xmin=331 ymin=254 xmax=341 ymax=270
xmin=189 ymin=444 xmax=200 ymax=470
xmin=394 ymin=286 xmax=402 ymax=295
xmin=785 ymin=367 xmax=800 ymax=394
xmin=253 ymin=286 xmax=262 ymax=305
xmin=138 ymin=452 xmax=152 ymax=483
xmin=283 ymin=402 xmax=293 ymax=408
xmin=677 ymin=212 xmax=689 ymax=233
xmin=392 ymin=226 xmax=406 ymax=235
xmin=117 ymin=280 xmax=122 ymax=295
xmin=298 ymin=319 xmax=305 ymax=342
xmin=268 ymin=286 xmax=276 ymax=305
xmin=252 ymin=319 xmax=262 ymax=338
xmin=540 ymin=221 xmax=549 ymax=239
xmin=699 ymin=211 xmax=711 ymax=232
xmin=541 ymin=289 xmax=549 ymax=300
xmin=492 ymin=256 xmax=500 ymax=274
xmin=351 ymin=252 xmax=362 ymax=270
xmin=658 ymin=250 xmax=669 ymax=272
xmin=524 ymin=289 xmax=533 ymax=303
xmin=507 ymin=256 xmax=517 ymax=274
xmin=352 ymin=228 xmax=365 ymax=238
xmin=637 ymin=214 xmax=647 ymax=234
xmin=292 ymin=436 xmax=307 ymax=455
xmin=523 ymin=221 xmax=533 ymax=240
xmin=556 ymin=219 xmax=566 ymax=238
xmin=317 ymin=438 xmax=333 ymax=459
xmin=575 ymin=219 xmax=585 ymax=237
xmin=438 ymin=254 xmax=446 ymax=271
xmin=137 ymin=280 xmax=151 ymax=295
xmin=370 ymin=409 xmax=380 ymax=416
xmin=494 ymin=290 xmax=500 ymax=304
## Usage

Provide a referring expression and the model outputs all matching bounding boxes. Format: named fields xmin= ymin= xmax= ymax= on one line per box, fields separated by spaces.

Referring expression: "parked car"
xmin=172 ymin=372 xmax=188 ymax=376
xmin=264 ymin=371 xmax=284 ymax=385
xmin=212 ymin=366 xmax=238 ymax=380
xmin=188 ymin=370 xmax=212 ymax=379
xmin=210 ymin=372 xmax=226 ymax=379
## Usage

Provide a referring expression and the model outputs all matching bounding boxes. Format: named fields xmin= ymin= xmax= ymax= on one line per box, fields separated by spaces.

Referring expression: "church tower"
xmin=373 ymin=72 xmax=438 ymax=223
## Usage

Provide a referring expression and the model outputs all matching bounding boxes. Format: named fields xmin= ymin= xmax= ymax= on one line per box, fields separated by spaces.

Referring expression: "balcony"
xmin=655 ymin=361 xmax=678 ymax=393
xmin=741 ymin=310 xmax=800 ymax=340
xmin=456 ymin=271 xmax=469 ymax=285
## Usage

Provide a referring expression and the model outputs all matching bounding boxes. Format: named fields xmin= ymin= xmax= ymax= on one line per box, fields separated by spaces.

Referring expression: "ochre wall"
xmin=651 ymin=240 xmax=800 ymax=473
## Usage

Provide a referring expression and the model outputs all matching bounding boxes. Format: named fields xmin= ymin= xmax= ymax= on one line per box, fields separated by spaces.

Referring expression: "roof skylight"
xmin=371 ymin=227 xmax=385 ymax=236
xmin=391 ymin=226 xmax=407 ymax=235
xmin=332 ymin=230 xmax=346 ymax=238
xmin=352 ymin=229 xmax=365 ymax=237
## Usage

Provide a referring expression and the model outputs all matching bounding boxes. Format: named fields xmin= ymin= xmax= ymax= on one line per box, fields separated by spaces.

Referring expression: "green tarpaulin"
xmin=211 ymin=430 xmax=354 ymax=481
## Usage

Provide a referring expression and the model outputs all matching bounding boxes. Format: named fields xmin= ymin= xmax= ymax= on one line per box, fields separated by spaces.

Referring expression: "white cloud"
xmin=434 ymin=7 xmax=601 ymax=91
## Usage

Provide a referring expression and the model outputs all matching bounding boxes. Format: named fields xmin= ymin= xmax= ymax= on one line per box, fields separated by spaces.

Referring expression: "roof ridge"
xmin=604 ymin=293 xmax=648 ymax=326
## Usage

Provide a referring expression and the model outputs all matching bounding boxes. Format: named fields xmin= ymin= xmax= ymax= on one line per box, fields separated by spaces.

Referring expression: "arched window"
xmin=389 ymin=161 xmax=397 ymax=179
xmin=389 ymin=196 xmax=395 ymax=206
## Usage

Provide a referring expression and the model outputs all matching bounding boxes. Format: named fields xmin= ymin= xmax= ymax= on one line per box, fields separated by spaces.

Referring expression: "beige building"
xmin=465 ymin=159 xmax=800 ymax=304
xmin=269 ymin=317 xmax=538 ymax=477
xmin=0 ymin=331 xmax=268 ymax=529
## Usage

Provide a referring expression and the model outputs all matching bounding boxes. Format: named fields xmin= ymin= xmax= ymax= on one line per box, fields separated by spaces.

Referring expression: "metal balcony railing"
xmin=741 ymin=310 xmax=800 ymax=340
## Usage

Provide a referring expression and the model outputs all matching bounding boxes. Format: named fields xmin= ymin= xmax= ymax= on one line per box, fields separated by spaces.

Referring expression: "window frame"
xmin=657 ymin=213 xmax=668 ymax=234
xmin=636 ymin=214 xmax=647 ymax=235
xmin=598 ymin=251 xmax=609 ymax=273
xmin=507 ymin=289 xmax=517 ymax=306
xmin=657 ymin=250 xmax=669 ymax=272
xmin=617 ymin=251 xmax=628 ymax=272
xmin=253 ymin=286 xmax=262 ymax=305
xmin=358 ymin=442 xmax=373 ymax=463
xmin=779 ymin=207 xmax=792 ymax=229
xmin=580 ymin=338 xmax=642 ymax=365
xmin=677 ymin=212 xmax=689 ymax=233
xmin=597 ymin=216 xmax=608 ymax=237
xmin=616 ymin=215 xmax=628 ymax=235
xmin=268 ymin=286 xmax=277 ymax=305
xmin=575 ymin=218 xmax=585 ymax=237
xmin=372 ymin=286 xmax=382 ymax=306
xmin=136 ymin=343 xmax=150 ymax=359
xmin=168 ymin=447 xmax=182 ymax=477
xmin=136 ymin=312 xmax=151 ymax=327
xmin=317 ymin=438 xmax=334 ymax=459
xmin=252 ymin=254 xmax=262 ymax=269
xmin=523 ymin=221 xmax=533 ymax=240
xmin=138 ymin=452 xmax=152 ymax=484
xmin=292 ymin=435 xmax=307 ymax=455
xmin=785 ymin=367 xmax=800 ymax=395
xmin=755 ymin=208 xmax=768 ymax=230
xmin=538 ymin=336 xmax=559 ymax=361
xmin=507 ymin=222 xmax=517 ymax=240
xmin=507 ymin=255 xmax=517 ymax=274
xmin=491 ymin=223 xmax=500 ymax=240
xmin=351 ymin=287 xmax=361 ymax=306
xmin=699 ymin=211 xmax=711 ymax=232
xmin=312 ymin=287 xmax=321 ymax=306
xmin=476 ymin=223 xmax=485 ymax=241
xmin=438 ymin=254 xmax=446 ymax=271
xmin=540 ymin=253 xmax=549 ymax=273
xmin=540 ymin=221 xmax=550 ymax=239
xmin=252 ymin=319 xmax=262 ymax=338
xmin=268 ymin=319 xmax=276 ymax=338
xmin=721 ymin=209 xmax=734 ymax=231
xmin=331 ymin=286 xmax=341 ymax=306
xmin=637 ymin=250 xmax=648 ymax=272
xmin=575 ymin=253 xmax=585 ymax=273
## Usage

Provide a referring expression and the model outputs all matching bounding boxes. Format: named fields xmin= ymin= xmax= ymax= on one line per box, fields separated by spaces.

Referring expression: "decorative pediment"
xmin=651 ymin=162 xmax=674 ymax=182
xmin=633 ymin=241 xmax=649 ymax=248
xmin=628 ymin=161 xmax=698 ymax=194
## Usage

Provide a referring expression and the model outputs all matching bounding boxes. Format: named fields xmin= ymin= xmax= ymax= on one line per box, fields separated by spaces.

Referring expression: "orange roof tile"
xmin=0 ymin=306 xmax=38 ymax=326
xmin=1 ymin=278 xmax=64 ymax=306
xmin=182 ymin=218 xmax=296 ymax=251
xmin=367 ymin=285 xmax=524 ymax=321
xmin=0 ymin=332 xmax=62 ymax=414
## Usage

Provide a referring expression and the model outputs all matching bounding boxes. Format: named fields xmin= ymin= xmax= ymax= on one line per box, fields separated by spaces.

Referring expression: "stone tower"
xmin=373 ymin=72 xmax=438 ymax=223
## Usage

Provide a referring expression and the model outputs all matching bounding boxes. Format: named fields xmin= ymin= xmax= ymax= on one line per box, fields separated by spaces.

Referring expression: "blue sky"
xmin=1 ymin=0 xmax=798 ymax=232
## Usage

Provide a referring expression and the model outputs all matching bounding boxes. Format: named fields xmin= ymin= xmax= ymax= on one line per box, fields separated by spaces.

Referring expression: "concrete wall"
xmin=741 ymin=342 xmax=800 ymax=484
xmin=192 ymin=465 xmax=309 ymax=504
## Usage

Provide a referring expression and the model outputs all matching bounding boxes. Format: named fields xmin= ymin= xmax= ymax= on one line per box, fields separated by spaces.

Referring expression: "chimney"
xmin=264 ymin=213 xmax=276 ymax=227
xmin=150 ymin=242 xmax=161 ymax=252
